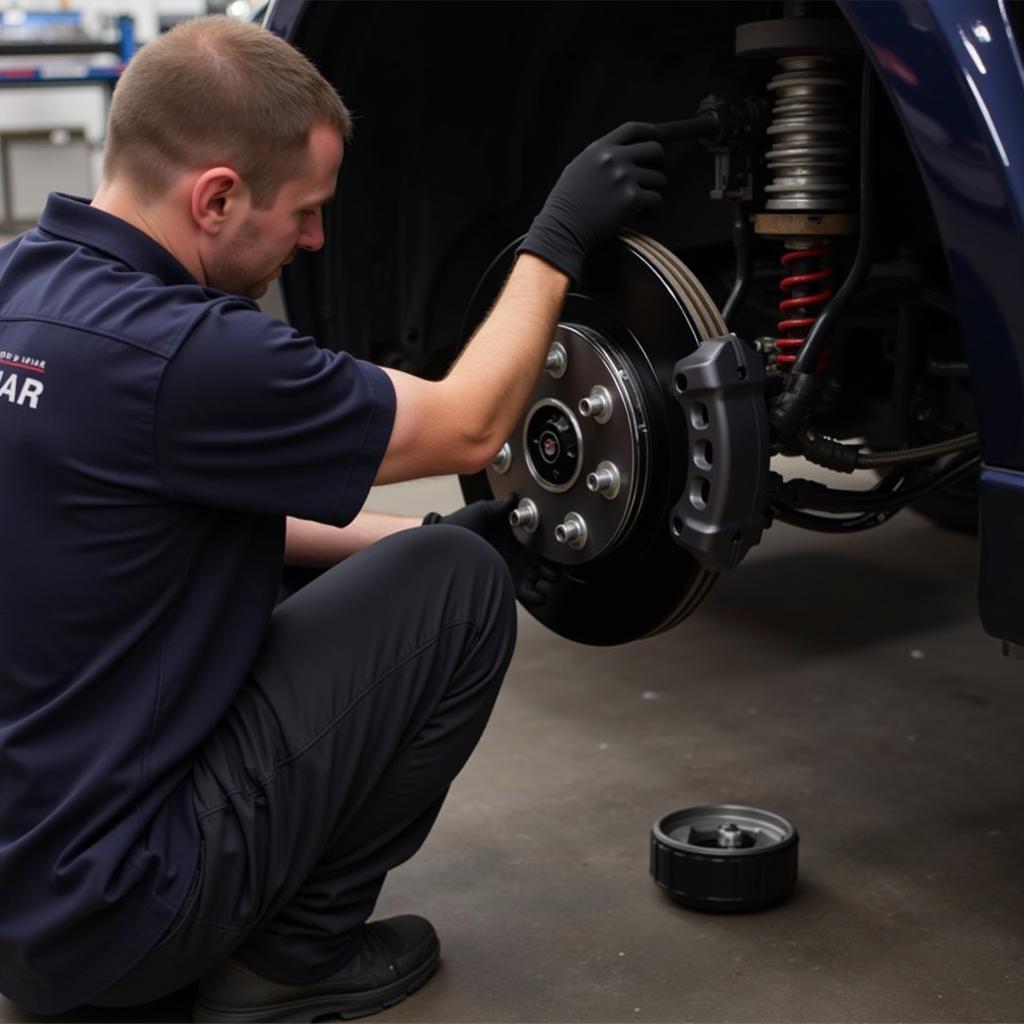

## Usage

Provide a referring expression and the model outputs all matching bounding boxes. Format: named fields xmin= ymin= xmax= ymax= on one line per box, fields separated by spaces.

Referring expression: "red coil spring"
xmin=776 ymin=245 xmax=833 ymax=369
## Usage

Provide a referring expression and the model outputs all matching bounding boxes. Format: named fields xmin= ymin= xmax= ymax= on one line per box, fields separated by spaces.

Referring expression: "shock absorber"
xmin=735 ymin=18 xmax=860 ymax=374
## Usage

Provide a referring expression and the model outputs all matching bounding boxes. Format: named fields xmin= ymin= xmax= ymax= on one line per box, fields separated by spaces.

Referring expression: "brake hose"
xmin=722 ymin=201 xmax=753 ymax=327
xmin=855 ymin=432 xmax=979 ymax=467
xmin=801 ymin=429 xmax=979 ymax=472
xmin=772 ymin=452 xmax=981 ymax=533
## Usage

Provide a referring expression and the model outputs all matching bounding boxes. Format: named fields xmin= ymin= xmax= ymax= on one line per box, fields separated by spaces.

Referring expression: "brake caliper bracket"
xmin=670 ymin=334 xmax=770 ymax=571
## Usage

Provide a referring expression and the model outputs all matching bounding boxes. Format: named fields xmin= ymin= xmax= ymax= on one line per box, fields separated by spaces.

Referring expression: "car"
xmin=263 ymin=0 xmax=1024 ymax=651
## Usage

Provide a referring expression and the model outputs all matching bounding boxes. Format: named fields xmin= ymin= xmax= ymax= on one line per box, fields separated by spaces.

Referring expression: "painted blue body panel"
xmin=840 ymin=0 xmax=1024 ymax=472
xmin=841 ymin=1 xmax=1024 ymax=643
xmin=978 ymin=465 xmax=1024 ymax=643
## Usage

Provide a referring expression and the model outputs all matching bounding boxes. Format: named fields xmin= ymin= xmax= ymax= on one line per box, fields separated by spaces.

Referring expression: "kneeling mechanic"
xmin=0 ymin=14 xmax=666 ymax=1021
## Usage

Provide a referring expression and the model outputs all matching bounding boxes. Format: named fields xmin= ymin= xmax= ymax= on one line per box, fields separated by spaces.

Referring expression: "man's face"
xmin=208 ymin=121 xmax=344 ymax=299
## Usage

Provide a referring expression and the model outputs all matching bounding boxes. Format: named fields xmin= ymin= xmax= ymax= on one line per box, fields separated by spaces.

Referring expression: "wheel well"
xmin=282 ymin=0 xmax=964 ymax=449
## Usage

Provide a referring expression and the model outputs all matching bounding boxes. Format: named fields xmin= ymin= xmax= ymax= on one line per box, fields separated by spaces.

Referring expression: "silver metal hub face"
xmin=486 ymin=322 xmax=648 ymax=566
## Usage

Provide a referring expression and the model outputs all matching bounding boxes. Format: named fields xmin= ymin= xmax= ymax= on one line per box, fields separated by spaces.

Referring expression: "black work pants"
xmin=93 ymin=524 xmax=516 ymax=1005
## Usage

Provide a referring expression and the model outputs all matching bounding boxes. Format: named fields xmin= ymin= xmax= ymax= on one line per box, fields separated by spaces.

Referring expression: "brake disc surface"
xmin=460 ymin=232 xmax=726 ymax=645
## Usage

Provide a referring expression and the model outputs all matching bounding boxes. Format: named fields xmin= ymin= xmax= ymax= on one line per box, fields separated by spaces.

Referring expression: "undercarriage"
xmin=277 ymin=0 xmax=994 ymax=646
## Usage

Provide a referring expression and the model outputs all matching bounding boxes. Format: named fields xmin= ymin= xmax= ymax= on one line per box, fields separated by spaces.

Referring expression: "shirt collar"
xmin=37 ymin=192 xmax=200 ymax=288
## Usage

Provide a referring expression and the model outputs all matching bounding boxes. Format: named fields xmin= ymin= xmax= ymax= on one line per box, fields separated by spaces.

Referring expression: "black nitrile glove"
xmin=424 ymin=495 xmax=560 ymax=610
xmin=422 ymin=494 xmax=517 ymax=547
xmin=517 ymin=121 xmax=667 ymax=284
xmin=513 ymin=554 xmax=560 ymax=609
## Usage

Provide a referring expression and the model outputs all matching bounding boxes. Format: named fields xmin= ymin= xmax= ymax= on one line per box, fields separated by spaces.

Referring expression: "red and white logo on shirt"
xmin=0 ymin=350 xmax=45 ymax=409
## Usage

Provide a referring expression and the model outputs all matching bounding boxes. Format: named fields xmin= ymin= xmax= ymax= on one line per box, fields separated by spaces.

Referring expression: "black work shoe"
xmin=192 ymin=915 xmax=440 ymax=1023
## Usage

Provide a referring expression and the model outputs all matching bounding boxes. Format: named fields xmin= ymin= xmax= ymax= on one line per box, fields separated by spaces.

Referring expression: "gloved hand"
xmin=517 ymin=121 xmax=667 ymax=284
xmin=422 ymin=494 xmax=517 ymax=546
xmin=423 ymin=494 xmax=559 ymax=609
xmin=513 ymin=553 xmax=560 ymax=609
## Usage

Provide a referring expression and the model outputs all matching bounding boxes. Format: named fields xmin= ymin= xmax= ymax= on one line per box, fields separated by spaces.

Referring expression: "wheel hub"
xmin=492 ymin=322 xmax=648 ymax=566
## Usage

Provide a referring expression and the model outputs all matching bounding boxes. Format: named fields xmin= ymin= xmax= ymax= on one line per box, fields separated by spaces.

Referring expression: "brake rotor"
xmin=650 ymin=804 xmax=799 ymax=912
xmin=460 ymin=232 xmax=727 ymax=645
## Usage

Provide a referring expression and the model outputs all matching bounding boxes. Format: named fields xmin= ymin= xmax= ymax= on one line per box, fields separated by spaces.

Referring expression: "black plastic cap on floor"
xmin=650 ymin=804 xmax=799 ymax=913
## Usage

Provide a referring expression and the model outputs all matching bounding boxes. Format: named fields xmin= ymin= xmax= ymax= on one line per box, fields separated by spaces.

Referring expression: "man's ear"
xmin=191 ymin=166 xmax=247 ymax=236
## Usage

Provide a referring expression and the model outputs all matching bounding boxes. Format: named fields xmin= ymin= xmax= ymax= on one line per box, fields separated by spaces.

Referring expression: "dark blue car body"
xmin=841 ymin=1 xmax=1024 ymax=646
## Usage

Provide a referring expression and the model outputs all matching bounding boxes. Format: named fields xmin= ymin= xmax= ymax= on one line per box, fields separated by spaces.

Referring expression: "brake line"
xmin=855 ymin=432 xmax=979 ymax=467
xmin=800 ymin=429 xmax=979 ymax=472
xmin=770 ymin=452 xmax=981 ymax=532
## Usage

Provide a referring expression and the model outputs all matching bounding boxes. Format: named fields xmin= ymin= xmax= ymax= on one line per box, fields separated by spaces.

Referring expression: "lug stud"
xmin=545 ymin=341 xmax=568 ymax=379
xmin=577 ymin=386 xmax=613 ymax=424
xmin=586 ymin=460 xmax=621 ymax=500
xmin=554 ymin=512 xmax=588 ymax=550
xmin=509 ymin=498 xmax=539 ymax=533
xmin=491 ymin=443 xmax=512 ymax=475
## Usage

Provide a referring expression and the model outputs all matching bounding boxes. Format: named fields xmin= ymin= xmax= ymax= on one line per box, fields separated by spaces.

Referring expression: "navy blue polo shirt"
xmin=0 ymin=193 xmax=395 ymax=1013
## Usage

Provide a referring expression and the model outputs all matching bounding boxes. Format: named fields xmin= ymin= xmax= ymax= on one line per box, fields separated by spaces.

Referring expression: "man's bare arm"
xmin=375 ymin=254 xmax=569 ymax=484
xmin=372 ymin=122 xmax=666 ymax=486
xmin=285 ymin=512 xmax=419 ymax=568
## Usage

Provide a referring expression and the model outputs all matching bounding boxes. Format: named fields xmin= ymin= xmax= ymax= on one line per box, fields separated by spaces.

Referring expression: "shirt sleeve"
xmin=154 ymin=300 xmax=395 ymax=525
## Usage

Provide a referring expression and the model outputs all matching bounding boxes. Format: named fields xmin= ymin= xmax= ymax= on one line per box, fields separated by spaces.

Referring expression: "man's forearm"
xmin=374 ymin=125 xmax=665 ymax=486
xmin=285 ymin=512 xmax=419 ymax=568
xmin=375 ymin=253 xmax=570 ymax=483
xmin=444 ymin=253 xmax=570 ymax=461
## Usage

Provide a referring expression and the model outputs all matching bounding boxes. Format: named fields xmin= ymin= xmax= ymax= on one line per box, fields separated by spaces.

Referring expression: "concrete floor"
xmin=3 ymin=470 xmax=1023 ymax=1023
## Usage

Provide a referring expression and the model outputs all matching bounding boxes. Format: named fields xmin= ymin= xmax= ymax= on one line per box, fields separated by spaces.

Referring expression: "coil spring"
xmin=776 ymin=244 xmax=832 ymax=369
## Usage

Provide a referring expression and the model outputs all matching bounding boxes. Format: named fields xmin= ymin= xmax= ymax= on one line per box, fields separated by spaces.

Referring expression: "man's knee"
xmin=418 ymin=521 xmax=514 ymax=598
xmin=402 ymin=524 xmax=516 ymax=645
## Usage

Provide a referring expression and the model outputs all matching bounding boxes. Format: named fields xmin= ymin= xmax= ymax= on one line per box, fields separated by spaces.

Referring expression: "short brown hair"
xmin=103 ymin=16 xmax=352 ymax=208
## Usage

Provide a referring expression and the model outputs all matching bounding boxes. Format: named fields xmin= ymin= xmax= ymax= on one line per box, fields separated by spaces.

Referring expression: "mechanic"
xmin=0 ymin=15 xmax=666 ymax=1022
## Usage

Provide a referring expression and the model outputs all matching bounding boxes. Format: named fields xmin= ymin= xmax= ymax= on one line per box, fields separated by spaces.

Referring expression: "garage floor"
xmin=3 ymin=469 xmax=1023 ymax=1023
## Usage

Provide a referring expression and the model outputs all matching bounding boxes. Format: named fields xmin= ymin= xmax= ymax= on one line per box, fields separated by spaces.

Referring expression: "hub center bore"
xmin=525 ymin=400 xmax=582 ymax=491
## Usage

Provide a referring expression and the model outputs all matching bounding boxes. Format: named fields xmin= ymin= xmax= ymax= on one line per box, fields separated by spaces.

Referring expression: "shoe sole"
xmin=192 ymin=945 xmax=440 ymax=1023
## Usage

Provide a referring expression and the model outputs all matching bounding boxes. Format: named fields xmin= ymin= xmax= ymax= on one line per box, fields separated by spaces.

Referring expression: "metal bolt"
xmin=578 ymin=386 xmax=613 ymax=424
xmin=717 ymin=823 xmax=745 ymax=849
xmin=586 ymin=460 xmax=621 ymax=500
xmin=509 ymin=498 xmax=539 ymax=533
xmin=545 ymin=341 xmax=568 ymax=379
xmin=554 ymin=512 xmax=588 ymax=550
xmin=491 ymin=443 xmax=512 ymax=475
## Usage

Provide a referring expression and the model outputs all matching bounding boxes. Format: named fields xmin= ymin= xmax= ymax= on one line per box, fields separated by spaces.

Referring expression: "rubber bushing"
xmin=650 ymin=804 xmax=799 ymax=912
